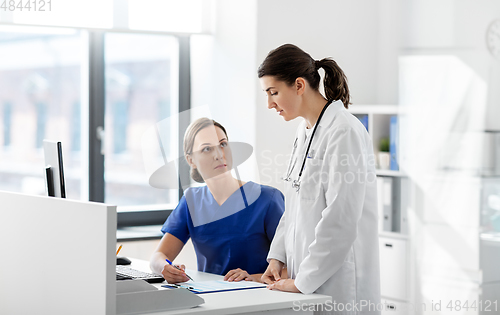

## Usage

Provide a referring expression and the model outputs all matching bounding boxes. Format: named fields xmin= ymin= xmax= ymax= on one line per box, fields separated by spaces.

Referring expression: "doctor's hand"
xmin=224 ymin=268 xmax=251 ymax=282
xmin=267 ymin=279 xmax=300 ymax=293
xmin=261 ymin=259 xmax=284 ymax=284
xmin=161 ymin=262 xmax=190 ymax=284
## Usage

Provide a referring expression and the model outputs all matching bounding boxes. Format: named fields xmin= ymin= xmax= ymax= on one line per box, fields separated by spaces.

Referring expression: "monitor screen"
xmin=43 ymin=140 xmax=66 ymax=198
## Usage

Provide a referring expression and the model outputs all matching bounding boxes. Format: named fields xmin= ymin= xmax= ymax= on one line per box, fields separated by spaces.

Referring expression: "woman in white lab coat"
xmin=258 ymin=44 xmax=381 ymax=315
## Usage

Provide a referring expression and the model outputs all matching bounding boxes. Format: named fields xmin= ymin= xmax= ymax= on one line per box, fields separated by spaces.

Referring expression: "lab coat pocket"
xmin=299 ymin=158 xmax=326 ymax=201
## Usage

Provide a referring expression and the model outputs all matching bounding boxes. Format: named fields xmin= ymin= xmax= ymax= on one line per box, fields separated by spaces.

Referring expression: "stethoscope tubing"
xmin=283 ymin=100 xmax=332 ymax=191
xmin=283 ymin=138 xmax=298 ymax=182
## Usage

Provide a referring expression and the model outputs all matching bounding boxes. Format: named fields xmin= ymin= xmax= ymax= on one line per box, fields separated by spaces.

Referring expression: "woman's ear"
xmin=295 ymin=77 xmax=306 ymax=96
xmin=185 ymin=154 xmax=196 ymax=169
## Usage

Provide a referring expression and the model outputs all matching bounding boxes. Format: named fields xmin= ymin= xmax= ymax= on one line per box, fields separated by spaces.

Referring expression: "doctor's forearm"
xmin=281 ymin=267 xmax=288 ymax=279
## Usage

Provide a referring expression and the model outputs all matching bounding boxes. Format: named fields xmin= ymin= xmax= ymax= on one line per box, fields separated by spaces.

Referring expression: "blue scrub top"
xmin=161 ymin=181 xmax=284 ymax=275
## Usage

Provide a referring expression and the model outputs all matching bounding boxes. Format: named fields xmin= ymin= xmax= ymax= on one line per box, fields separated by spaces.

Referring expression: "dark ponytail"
xmin=315 ymin=58 xmax=350 ymax=108
xmin=258 ymin=44 xmax=350 ymax=108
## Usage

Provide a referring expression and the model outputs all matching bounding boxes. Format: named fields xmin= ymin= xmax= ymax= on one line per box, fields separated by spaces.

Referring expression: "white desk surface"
xmin=129 ymin=259 xmax=331 ymax=315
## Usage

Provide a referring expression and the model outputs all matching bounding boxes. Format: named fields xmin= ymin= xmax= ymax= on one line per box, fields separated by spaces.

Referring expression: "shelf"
xmin=376 ymin=169 xmax=406 ymax=177
xmin=379 ymin=231 xmax=409 ymax=240
xmin=349 ymin=104 xmax=400 ymax=115
xmin=117 ymin=225 xmax=163 ymax=241
xmin=481 ymin=232 xmax=500 ymax=243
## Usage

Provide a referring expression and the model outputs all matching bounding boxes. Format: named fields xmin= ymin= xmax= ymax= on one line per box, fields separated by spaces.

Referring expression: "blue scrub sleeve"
xmin=161 ymin=195 xmax=191 ymax=244
xmin=264 ymin=189 xmax=285 ymax=241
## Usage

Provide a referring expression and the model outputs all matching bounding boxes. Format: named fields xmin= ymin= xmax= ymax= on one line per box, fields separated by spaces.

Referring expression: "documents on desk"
xmin=162 ymin=280 xmax=267 ymax=294
xmin=120 ymin=259 xmax=332 ymax=315
xmin=116 ymin=279 xmax=204 ymax=315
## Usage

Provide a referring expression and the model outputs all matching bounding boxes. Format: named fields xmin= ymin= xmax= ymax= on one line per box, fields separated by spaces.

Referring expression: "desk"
xmin=128 ymin=259 xmax=331 ymax=315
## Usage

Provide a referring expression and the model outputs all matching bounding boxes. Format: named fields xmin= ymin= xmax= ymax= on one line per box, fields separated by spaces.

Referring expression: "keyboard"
xmin=116 ymin=265 xmax=165 ymax=283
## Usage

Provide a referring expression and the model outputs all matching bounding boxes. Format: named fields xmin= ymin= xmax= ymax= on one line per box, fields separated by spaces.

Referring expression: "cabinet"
xmin=352 ymin=104 xmax=500 ymax=314
xmin=349 ymin=105 xmax=412 ymax=308
xmin=379 ymin=235 xmax=408 ymax=301
xmin=380 ymin=299 xmax=408 ymax=315
xmin=350 ymin=105 xmax=409 ymax=234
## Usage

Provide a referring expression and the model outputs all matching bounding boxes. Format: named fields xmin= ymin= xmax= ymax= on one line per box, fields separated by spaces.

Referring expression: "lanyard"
xmin=283 ymin=100 xmax=332 ymax=192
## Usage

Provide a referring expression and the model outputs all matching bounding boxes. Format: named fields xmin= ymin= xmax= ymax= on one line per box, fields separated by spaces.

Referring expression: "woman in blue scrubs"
xmin=150 ymin=118 xmax=284 ymax=284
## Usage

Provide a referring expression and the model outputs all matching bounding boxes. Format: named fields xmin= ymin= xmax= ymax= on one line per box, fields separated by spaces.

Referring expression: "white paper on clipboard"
xmin=163 ymin=280 xmax=267 ymax=294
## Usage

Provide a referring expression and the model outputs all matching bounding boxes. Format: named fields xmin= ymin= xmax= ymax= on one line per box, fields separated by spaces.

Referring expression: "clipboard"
xmin=162 ymin=280 xmax=267 ymax=294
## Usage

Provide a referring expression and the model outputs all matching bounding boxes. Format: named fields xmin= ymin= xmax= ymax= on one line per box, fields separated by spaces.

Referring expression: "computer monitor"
xmin=43 ymin=140 xmax=66 ymax=198
xmin=0 ymin=190 xmax=117 ymax=315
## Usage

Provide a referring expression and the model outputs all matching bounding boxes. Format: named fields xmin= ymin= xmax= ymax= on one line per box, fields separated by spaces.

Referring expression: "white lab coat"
xmin=268 ymin=100 xmax=381 ymax=315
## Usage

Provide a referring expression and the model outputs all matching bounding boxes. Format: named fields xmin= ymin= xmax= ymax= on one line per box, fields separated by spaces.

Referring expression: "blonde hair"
xmin=183 ymin=118 xmax=228 ymax=183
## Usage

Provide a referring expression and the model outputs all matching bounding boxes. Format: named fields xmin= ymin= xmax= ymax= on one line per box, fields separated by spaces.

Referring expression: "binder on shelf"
xmin=390 ymin=115 xmax=399 ymax=171
xmin=377 ymin=177 xmax=393 ymax=232
xmin=377 ymin=177 xmax=384 ymax=232
xmin=399 ymin=178 xmax=409 ymax=234
xmin=355 ymin=114 xmax=369 ymax=132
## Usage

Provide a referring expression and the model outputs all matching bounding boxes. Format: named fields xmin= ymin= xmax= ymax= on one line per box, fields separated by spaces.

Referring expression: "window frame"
xmin=88 ymin=31 xmax=191 ymax=228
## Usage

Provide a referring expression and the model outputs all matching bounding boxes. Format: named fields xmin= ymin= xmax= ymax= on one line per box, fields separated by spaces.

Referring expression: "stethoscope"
xmin=282 ymin=100 xmax=332 ymax=192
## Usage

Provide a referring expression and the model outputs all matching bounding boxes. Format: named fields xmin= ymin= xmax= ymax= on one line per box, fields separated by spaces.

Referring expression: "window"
xmin=0 ymin=25 xmax=190 ymax=226
xmin=35 ymin=102 xmax=47 ymax=148
xmin=0 ymin=26 xmax=84 ymax=197
xmin=104 ymin=32 xmax=180 ymax=209
xmin=128 ymin=0 xmax=206 ymax=33
xmin=12 ymin=0 xmax=113 ymax=29
xmin=0 ymin=0 xmax=206 ymax=224
xmin=3 ymin=102 xmax=12 ymax=147
xmin=70 ymin=101 xmax=81 ymax=152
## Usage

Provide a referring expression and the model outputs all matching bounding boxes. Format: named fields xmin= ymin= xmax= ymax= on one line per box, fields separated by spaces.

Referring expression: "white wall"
xmin=377 ymin=0 xmax=402 ymax=105
xmin=192 ymin=0 xmax=500 ymax=191
xmin=191 ymin=0 xmax=398 ymax=192
xmin=191 ymin=0 xmax=257 ymax=143
xmin=255 ymin=0 xmax=384 ymax=191
xmin=191 ymin=0 xmax=404 ymax=192
xmin=191 ymin=0 xmax=259 ymax=182
xmin=399 ymin=0 xmax=500 ymax=131
xmin=396 ymin=0 xmax=500 ymax=309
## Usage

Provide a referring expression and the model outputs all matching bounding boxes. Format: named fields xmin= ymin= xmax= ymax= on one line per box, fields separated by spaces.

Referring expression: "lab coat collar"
xmin=297 ymin=99 xmax=345 ymax=139
xmin=318 ymin=99 xmax=344 ymax=129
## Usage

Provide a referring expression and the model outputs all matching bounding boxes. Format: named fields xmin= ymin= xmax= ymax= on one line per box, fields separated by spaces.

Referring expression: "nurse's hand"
xmin=267 ymin=279 xmax=300 ymax=293
xmin=261 ymin=259 xmax=284 ymax=284
xmin=161 ymin=263 xmax=190 ymax=284
xmin=224 ymin=268 xmax=251 ymax=282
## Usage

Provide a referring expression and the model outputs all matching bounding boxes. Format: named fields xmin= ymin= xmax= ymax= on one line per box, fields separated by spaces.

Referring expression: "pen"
xmin=116 ymin=244 xmax=122 ymax=256
xmin=163 ymin=283 xmax=195 ymax=290
xmin=166 ymin=258 xmax=193 ymax=281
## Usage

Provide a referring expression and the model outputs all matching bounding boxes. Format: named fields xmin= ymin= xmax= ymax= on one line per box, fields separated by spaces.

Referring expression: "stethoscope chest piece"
xmin=292 ymin=179 xmax=301 ymax=192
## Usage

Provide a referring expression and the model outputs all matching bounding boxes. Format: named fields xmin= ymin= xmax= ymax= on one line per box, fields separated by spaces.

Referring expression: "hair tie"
xmin=314 ymin=59 xmax=321 ymax=70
